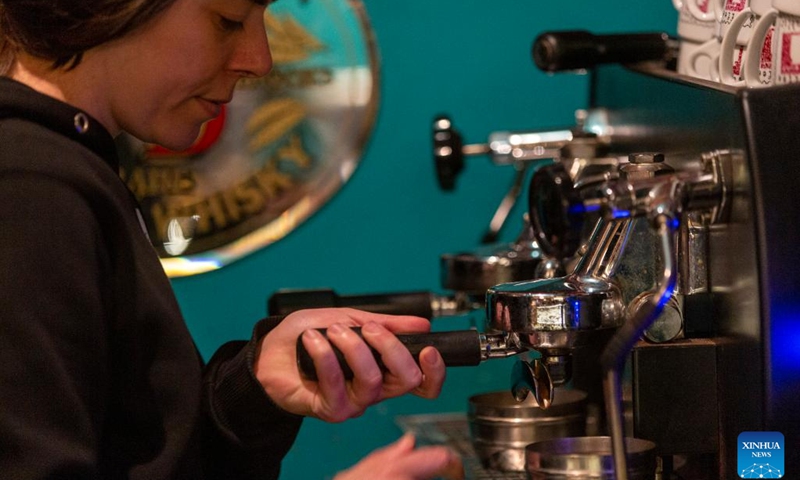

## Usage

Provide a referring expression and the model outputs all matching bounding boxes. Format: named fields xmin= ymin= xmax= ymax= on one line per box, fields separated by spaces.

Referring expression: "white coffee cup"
xmin=719 ymin=0 xmax=755 ymax=44
xmin=745 ymin=1 xmax=800 ymax=86
xmin=719 ymin=7 xmax=757 ymax=84
xmin=744 ymin=9 xmax=777 ymax=86
xmin=674 ymin=0 xmax=723 ymax=42
xmin=686 ymin=37 xmax=724 ymax=80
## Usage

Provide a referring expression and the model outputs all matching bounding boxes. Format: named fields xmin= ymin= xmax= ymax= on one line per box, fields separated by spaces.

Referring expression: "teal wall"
xmin=173 ymin=2 xmax=677 ymax=478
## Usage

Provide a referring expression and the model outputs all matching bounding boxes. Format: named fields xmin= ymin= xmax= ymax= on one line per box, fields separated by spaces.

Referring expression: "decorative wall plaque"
xmin=118 ymin=0 xmax=379 ymax=277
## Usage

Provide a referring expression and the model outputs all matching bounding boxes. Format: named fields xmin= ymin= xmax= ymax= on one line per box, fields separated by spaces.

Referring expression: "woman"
xmin=0 ymin=0 xmax=463 ymax=478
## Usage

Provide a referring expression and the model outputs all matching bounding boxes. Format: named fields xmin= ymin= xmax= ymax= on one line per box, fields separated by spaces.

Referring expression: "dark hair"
xmin=0 ymin=0 xmax=179 ymax=74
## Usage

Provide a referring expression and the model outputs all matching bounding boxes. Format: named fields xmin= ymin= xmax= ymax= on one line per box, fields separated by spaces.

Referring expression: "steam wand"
xmin=600 ymin=214 xmax=677 ymax=480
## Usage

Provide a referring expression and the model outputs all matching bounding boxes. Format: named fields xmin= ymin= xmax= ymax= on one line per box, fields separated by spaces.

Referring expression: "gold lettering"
xmin=236 ymin=180 xmax=266 ymax=217
xmin=124 ymin=166 xmax=196 ymax=198
xmin=143 ymin=135 xmax=314 ymax=244
xmin=253 ymin=161 xmax=294 ymax=201
xmin=194 ymin=195 xmax=229 ymax=233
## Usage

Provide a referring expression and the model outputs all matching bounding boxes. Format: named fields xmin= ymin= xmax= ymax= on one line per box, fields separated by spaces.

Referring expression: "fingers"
xmin=295 ymin=308 xmax=444 ymax=420
xmin=334 ymin=434 xmax=464 ymax=480
xmin=337 ymin=308 xmax=432 ymax=334
xmin=360 ymin=322 xmax=423 ymax=394
xmin=300 ymin=328 xmax=345 ymax=390
xmin=378 ymin=434 xmax=464 ymax=480
xmin=414 ymin=346 xmax=445 ymax=399
xmin=326 ymin=323 xmax=383 ymax=407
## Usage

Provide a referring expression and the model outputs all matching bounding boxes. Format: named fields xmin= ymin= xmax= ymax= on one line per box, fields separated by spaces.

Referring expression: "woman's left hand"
xmin=254 ymin=308 xmax=446 ymax=422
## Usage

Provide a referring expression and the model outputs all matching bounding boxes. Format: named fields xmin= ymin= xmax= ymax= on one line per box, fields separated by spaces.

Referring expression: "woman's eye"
xmin=219 ymin=16 xmax=244 ymax=32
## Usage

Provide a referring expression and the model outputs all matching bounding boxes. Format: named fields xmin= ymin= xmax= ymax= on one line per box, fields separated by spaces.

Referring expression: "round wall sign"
xmin=118 ymin=0 xmax=379 ymax=277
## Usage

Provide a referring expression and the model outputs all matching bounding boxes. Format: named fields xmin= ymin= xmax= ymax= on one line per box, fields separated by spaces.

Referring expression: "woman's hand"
xmin=254 ymin=308 xmax=446 ymax=421
xmin=334 ymin=434 xmax=464 ymax=480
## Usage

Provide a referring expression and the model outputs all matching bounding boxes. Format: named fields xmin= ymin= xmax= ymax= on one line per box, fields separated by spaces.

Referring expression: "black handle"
xmin=268 ymin=289 xmax=435 ymax=319
xmin=532 ymin=30 xmax=673 ymax=73
xmin=296 ymin=328 xmax=483 ymax=381
xmin=432 ymin=115 xmax=465 ymax=191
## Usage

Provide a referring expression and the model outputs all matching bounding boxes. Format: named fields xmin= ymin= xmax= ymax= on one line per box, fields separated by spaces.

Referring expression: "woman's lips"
xmin=197 ymin=97 xmax=223 ymax=119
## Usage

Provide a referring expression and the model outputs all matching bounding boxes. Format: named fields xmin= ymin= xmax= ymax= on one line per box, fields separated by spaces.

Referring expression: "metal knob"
xmin=433 ymin=115 xmax=466 ymax=190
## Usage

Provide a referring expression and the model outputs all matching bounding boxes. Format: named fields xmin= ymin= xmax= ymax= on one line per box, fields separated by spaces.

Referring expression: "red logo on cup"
xmin=724 ymin=0 xmax=746 ymax=12
xmin=697 ymin=0 xmax=710 ymax=13
xmin=733 ymin=46 xmax=744 ymax=78
xmin=761 ymin=27 xmax=774 ymax=70
xmin=781 ymin=32 xmax=800 ymax=75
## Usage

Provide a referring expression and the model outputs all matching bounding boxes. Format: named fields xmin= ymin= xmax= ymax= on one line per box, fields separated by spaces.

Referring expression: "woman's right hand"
xmin=254 ymin=308 xmax=446 ymax=422
xmin=334 ymin=433 xmax=464 ymax=480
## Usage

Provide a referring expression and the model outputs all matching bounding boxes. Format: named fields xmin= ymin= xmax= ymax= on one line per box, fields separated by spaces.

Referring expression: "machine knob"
xmin=432 ymin=115 xmax=465 ymax=190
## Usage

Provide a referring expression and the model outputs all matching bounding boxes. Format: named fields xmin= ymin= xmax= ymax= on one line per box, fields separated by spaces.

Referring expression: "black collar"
xmin=0 ymin=77 xmax=120 ymax=172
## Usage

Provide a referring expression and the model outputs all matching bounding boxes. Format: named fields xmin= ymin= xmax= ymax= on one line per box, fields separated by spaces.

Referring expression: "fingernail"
xmin=424 ymin=348 xmax=442 ymax=366
xmin=328 ymin=323 xmax=344 ymax=335
xmin=304 ymin=329 xmax=323 ymax=342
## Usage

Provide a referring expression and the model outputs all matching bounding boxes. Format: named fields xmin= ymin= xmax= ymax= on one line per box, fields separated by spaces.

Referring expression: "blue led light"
xmin=570 ymin=298 xmax=581 ymax=327
xmin=568 ymin=204 xmax=587 ymax=215
xmin=769 ymin=303 xmax=800 ymax=390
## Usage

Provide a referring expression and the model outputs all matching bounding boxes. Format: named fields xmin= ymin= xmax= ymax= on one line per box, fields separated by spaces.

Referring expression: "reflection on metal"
xmin=118 ymin=0 xmax=379 ymax=277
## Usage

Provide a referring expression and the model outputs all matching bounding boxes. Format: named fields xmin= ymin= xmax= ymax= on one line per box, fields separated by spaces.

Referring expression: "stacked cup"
xmin=675 ymin=0 xmax=800 ymax=87
xmin=744 ymin=0 xmax=800 ymax=87
xmin=718 ymin=0 xmax=782 ymax=85
xmin=717 ymin=0 xmax=756 ymax=84
xmin=675 ymin=0 xmax=724 ymax=80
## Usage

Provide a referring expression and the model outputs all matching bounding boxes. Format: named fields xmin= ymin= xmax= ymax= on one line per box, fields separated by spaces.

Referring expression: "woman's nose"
xmin=232 ymin=14 xmax=273 ymax=78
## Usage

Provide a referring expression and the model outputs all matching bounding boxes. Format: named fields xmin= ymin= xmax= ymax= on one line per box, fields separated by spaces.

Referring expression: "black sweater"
xmin=0 ymin=77 xmax=302 ymax=479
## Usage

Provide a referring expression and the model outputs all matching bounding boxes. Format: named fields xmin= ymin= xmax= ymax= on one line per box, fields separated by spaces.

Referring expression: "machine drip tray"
xmin=396 ymin=413 xmax=527 ymax=480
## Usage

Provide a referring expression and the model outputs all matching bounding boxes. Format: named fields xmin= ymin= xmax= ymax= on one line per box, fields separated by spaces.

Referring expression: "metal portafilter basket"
xmin=468 ymin=389 xmax=588 ymax=473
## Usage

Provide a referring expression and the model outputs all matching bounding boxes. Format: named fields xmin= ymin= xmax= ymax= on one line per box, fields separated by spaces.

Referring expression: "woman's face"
xmin=95 ymin=0 xmax=272 ymax=150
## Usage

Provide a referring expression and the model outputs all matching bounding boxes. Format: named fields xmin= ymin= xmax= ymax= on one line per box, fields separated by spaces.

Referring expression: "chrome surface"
xmin=487 ymin=129 xmax=575 ymax=165
xmin=483 ymin=166 xmax=530 ymax=244
xmin=444 ymin=108 xmax=612 ymax=167
xmin=525 ymin=436 xmax=656 ymax=480
xmin=441 ymin=217 xmax=543 ymax=294
xmin=511 ymin=358 xmax=554 ymax=407
xmin=641 ymin=294 xmax=684 ymax=343
xmin=487 ymin=217 xmax=631 ymax=343
xmin=396 ymin=414 xmax=528 ymax=480
xmin=468 ymin=389 xmax=588 ymax=473
xmin=479 ymin=332 xmax=527 ymax=361
xmin=677 ymin=213 xmax=710 ymax=295
xmin=601 ymin=215 xmax=677 ymax=480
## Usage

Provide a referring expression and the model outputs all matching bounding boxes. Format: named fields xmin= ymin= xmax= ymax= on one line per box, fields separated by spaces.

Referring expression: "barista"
xmin=0 ymin=0 xmax=462 ymax=478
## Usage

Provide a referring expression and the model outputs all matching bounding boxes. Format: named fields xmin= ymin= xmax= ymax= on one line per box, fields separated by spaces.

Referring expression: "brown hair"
xmin=0 ymin=0 xmax=179 ymax=74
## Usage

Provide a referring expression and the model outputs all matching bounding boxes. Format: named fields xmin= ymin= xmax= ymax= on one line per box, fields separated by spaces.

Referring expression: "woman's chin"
xmin=153 ymin=130 xmax=203 ymax=153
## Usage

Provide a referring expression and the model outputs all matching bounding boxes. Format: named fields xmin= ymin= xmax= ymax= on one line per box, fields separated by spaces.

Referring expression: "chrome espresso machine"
xmin=282 ymin=30 xmax=800 ymax=479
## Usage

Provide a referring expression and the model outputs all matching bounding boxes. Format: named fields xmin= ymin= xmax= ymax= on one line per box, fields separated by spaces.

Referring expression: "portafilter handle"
xmin=532 ymin=30 xmax=678 ymax=73
xmin=268 ymin=288 xmax=469 ymax=320
xmin=295 ymin=328 xmax=524 ymax=382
